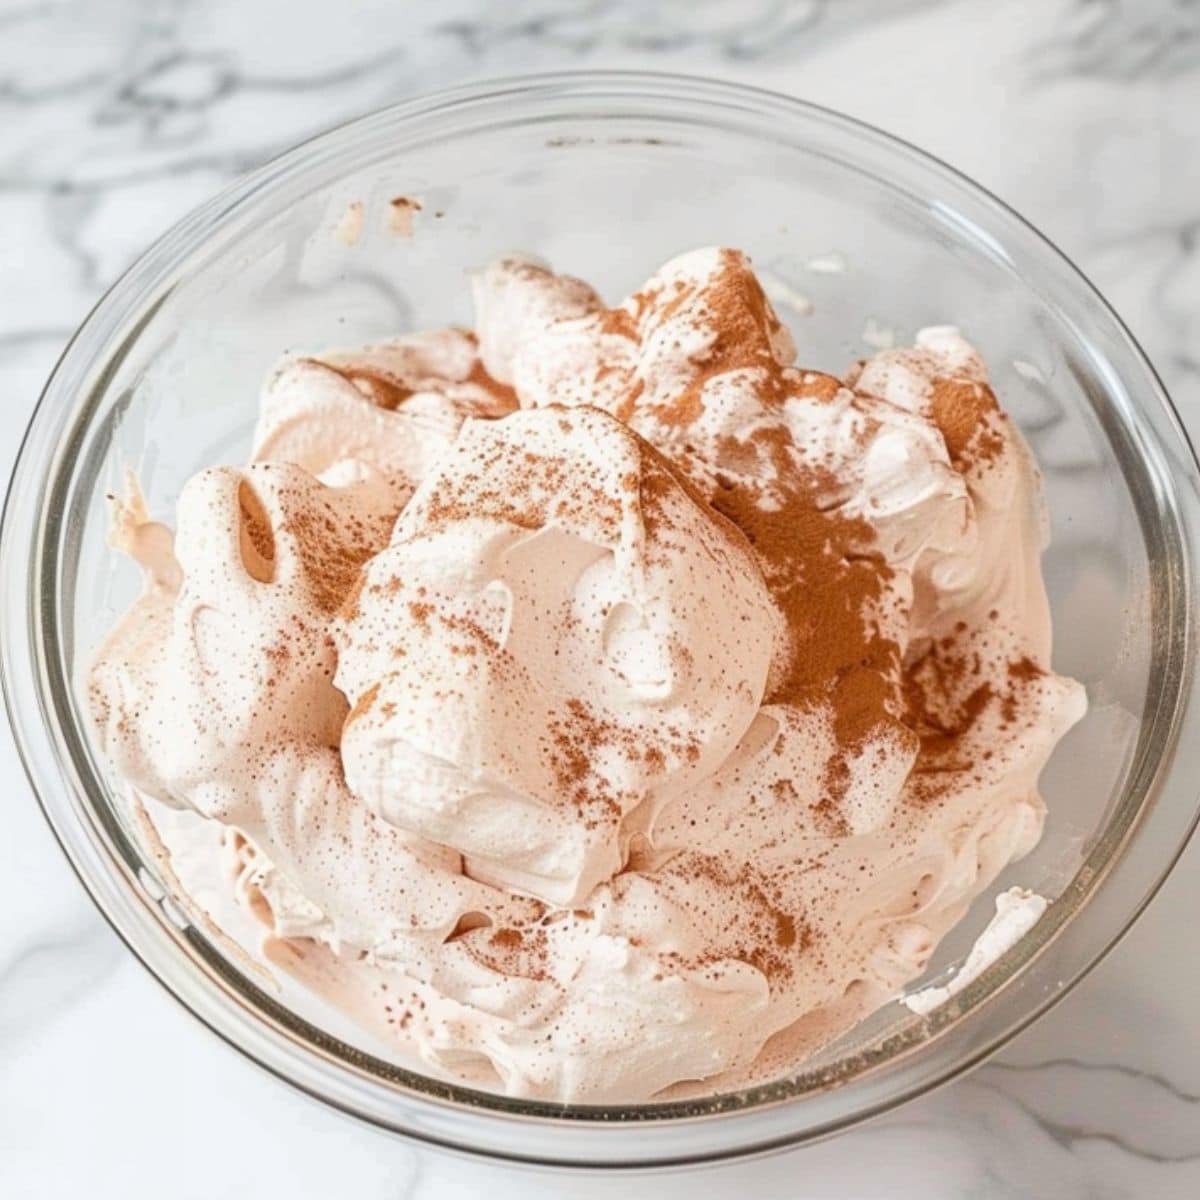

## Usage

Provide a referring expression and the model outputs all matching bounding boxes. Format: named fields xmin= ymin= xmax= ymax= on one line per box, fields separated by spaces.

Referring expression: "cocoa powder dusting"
xmin=335 ymin=365 xmax=415 ymax=411
xmin=346 ymin=682 xmax=380 ymax=726
xmin=542 ymin=696 xmax=699 ymax=828
xmin=465 ymin=360 xmax=520 ymax=415
xmin=903 ymin=628 xmax=1049 ymax=801
xmin=414 ymin=417 xmax=624 ymax=541
xmin=582 ymin=251 xmax=928 ymax=830
xmin=457 ymin=922 xmax=551 ymax=982
xmin=237 ymin=482 xmax=276 ymax=581
xmin=282 ymin=499 xmax=381 ymax=613
xmin=313 ymin=333 xmax=517 ymax=417
xmin=929 ymin=377 xmax=1004 ymax=466
xmin=618 ymin=249 xmax=787 ymax=428
xmin=651 ymin=851 xmax=815 ymax=984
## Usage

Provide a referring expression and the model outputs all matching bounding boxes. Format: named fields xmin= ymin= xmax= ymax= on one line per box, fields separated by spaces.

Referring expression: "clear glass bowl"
xmin=3 ymin=72 xmax=1199 ymax=1169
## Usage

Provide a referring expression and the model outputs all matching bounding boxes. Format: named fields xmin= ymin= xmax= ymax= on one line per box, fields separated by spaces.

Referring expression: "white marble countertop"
xmin=2 ymin=2 xmax=1198 ymax=1196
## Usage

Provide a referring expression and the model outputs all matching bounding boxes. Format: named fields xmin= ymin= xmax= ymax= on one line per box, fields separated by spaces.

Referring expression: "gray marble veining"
xmin=2 ymin=2 xmax=1198 ymax=1197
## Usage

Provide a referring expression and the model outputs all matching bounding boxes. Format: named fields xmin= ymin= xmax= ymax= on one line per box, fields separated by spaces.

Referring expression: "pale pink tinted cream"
xmin=88 ymin=248 xmax=1085 ymax=1102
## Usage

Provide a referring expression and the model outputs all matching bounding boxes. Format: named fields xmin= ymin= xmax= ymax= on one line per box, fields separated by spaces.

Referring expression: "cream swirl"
xmin=253 ymin=327 xmax=515 ymax=507
xmin=333 ymin=404 xmax=777 ymax=906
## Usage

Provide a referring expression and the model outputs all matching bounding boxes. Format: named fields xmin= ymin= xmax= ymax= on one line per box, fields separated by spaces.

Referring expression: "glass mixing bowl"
xmin=3 ymin=72 xmax=1199 ymax=1169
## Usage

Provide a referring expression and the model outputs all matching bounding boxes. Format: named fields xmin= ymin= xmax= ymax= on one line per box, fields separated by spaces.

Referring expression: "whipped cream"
xmin=88 ymin=248 xmax=1085 ymax=1103
xmin=334 ymin=404 xmax=776 ymax=906
xmin=903 ymin=887 xmax=1049 ymax=1016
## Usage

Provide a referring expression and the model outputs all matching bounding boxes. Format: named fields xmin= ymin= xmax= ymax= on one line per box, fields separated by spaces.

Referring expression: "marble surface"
xmin=2 ymin=1 xmax=1199 ymax=1196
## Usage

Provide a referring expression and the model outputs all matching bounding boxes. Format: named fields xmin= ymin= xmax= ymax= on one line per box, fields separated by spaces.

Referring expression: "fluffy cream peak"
xmin=333 ymin=403 xmax=777 ymax=905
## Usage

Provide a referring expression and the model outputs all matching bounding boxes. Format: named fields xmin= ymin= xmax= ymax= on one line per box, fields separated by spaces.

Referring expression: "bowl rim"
xmin=3 ymin=69 xmax=1200 ymax=1168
